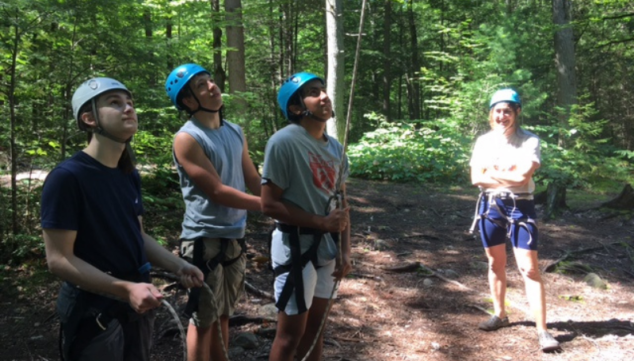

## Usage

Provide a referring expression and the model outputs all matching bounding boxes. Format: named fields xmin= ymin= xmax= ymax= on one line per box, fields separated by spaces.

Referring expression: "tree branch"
xmin=597 ymin=37 xmax=634 ymax=48
xmin=602 ymin=13 xmax=634 ymax=21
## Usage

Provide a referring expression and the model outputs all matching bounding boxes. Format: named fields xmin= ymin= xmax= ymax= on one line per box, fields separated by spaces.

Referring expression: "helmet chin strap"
xmin=90 ymin=99 xmax=137 ymax=166
xmin=90 ymin=99 xmax=131 ymax=144
xmin=299 ymin=97 xmax=330 ymax=122
xmin=187 ymin=94 xmax=224 ymax=125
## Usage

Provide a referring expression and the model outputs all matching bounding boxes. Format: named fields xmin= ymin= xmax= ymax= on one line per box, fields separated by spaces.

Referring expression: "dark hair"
xmin=286 ymin=90 xmax=304 ymax=123
xmin=488 ymin=102 xmax=522 ymax=129
xmin=176 ymin=83 xmax=195 ymax=114
xmin=77 ymin=99 xmax=135 ymax=174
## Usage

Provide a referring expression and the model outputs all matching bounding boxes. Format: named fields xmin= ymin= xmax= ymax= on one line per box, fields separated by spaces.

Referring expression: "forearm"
xmin=47 ymin=254 xmax=133 ymax=301
xmin=489 ymin=161 xmax=537 ymax=187
xmin=204 ymin=183 xmax=261 ymax=211
xmin=143 ymin=233 xmax=188 ymax=274
xmin=263 ymin=199 xmax=327 ymax=231
xmin=246 ymin=176 xmax=262 ymax=196
xmin=472 ymin=169 xmax=503 ymax=189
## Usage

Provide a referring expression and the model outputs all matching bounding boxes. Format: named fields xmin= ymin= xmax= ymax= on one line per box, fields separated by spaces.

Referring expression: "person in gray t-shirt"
xmin=262 ymin=72 xmax=352 ymax=361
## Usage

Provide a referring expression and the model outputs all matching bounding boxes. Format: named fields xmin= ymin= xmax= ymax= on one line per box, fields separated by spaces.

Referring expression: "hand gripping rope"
xmin=300 ymin=0 xmax=368 ymax=360
xmin=468 ymin=189 xmax=537 ymax=245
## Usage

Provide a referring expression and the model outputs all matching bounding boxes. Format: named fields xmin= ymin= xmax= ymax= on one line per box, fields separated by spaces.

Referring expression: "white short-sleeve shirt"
xmin=470 ymin=127 xmax=540 ymax=194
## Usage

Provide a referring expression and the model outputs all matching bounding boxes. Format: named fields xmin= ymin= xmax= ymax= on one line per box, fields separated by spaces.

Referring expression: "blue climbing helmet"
xmin=165 ymin=63 xmax=210 ymax=110
xmin=489 ymin=88 xmax=521 ymax=109
xmin=277 ymin=72 xmax=324 ymax=120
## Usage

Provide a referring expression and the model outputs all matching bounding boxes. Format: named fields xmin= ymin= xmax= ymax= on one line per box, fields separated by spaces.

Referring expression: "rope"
xmin=203 ymin=281 xmax=231 ymax=361
xmin=300 ymin=0 xmax=368 ymax=360
xmin=160 ymin=299 xmax=187 ymax=361
xmin=158 ymin=282 xmax=229 ymax=361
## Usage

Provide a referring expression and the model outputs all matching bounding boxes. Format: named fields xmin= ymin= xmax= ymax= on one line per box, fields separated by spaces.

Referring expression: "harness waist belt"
xmin=484 ymin=191 xmax=533 ymax=200
xmin=276 ymin=223 xmax=323 ymax=235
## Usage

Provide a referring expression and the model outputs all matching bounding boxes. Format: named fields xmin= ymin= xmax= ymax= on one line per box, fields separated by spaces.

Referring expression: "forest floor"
xmin=1 ymin=178 xmax=634 ymax=361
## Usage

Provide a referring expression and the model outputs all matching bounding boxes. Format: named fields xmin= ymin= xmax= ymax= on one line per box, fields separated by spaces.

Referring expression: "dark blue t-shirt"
xmin=41 ymin=151 xmax=147 ymax=277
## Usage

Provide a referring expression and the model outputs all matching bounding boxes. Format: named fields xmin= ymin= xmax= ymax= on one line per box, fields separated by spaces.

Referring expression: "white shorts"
xmin=271 ymin=229 xmax=338 ymax=315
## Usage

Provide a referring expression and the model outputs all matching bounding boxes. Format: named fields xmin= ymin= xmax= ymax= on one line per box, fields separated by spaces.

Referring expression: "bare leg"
xmin=484 ymin=244 xmax=508 ymax=318
xmin=186 ymin=323 xmax=210 ymax=361
xmin=269 ymin=311 xmax=309 ymax=361
xmin=297 ymin=297 xmax=331 ymax=361
xmin=513 ymin=248 xmax=547 ymax=331
xmin=210 ymin=316 xmax=230 ymax=361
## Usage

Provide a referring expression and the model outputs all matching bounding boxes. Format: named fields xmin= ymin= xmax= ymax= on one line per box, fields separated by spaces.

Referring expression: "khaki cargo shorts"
xmin=180 ymin=238 xmax=246 ymax=327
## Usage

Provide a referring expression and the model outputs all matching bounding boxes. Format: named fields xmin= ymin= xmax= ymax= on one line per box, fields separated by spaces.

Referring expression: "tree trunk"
xmin=602 ymin=184 xmax=634 ymax=210
xmin=144 ymin=9 xmax=155 ymax=87
xmin=9 ymin=19 xmax=20 ymax=237
xmin=325 ymin=0 xmax=344 ymax=141
xmin=407 ymin=0 xmax=420 ymax=120
xmin=166 ymin=15 xmax=173 ymax=70
xmin=225 ymin=0 xmax=247 ymax=114
xmin=210 ymin=0 xmax=226 ymax=92
xmin=553 ymin=0 xmax=577 ymax=144
xmin=267 ymin=0 xmax=279 ymax=135
xmin=545 ymin=182 xmax=568 ymax=219
xmin=550 ymin=0 xmax=577 ymax=215
xmin=382 ymin=0 xmax=393 ymax=122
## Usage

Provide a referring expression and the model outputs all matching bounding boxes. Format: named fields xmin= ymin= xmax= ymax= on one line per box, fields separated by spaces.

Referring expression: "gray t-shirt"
xmin=262 ymin=123 xmax=348 ymax=264
xmin=174 ymin=118 xmax=247 ymax=240
xmin=470 ymin=127 xmax=541 ymax=194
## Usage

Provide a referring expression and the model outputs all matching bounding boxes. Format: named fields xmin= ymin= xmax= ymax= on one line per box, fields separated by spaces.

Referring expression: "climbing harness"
xmin=181 ymin=238 xmax=246 ymax=318
xmin=469 ymin=189 xmax=537 ymax=245
xmin=59 ymin=262 xmax=153 ymax=360
xmin=272 ymin=223 xmax=339 ymax=314
xmin=57 ymin=264 xmax=219 ymax=361
xmin=180 ymin=238 xmax=245 ymax=361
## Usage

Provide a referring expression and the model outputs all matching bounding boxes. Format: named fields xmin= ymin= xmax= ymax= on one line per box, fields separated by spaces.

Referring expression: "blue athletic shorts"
xmin=478 ymin=197 xmax=539 ymax=251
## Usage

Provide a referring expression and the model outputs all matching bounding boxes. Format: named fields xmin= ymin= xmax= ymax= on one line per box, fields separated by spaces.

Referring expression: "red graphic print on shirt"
xmin=308 ymin=151 xmax=336 ymax=194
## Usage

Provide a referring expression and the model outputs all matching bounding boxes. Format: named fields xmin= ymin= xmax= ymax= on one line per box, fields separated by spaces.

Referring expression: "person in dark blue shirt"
xmin=41 ymin=77 xmax=203 ymax=361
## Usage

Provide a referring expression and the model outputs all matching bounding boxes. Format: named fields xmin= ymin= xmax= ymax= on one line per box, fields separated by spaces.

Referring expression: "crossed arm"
xmin=471 ymin=159 xmax=540 ymax=189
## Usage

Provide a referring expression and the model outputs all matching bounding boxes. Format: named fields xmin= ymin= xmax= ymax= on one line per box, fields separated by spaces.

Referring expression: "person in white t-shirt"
xmin=470 ymin=89 xmax=560 ymax=352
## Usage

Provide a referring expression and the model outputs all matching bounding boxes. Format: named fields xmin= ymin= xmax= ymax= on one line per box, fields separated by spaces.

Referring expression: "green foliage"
xmin=2 ymin=0 xmax=634 ymax=265
xmin=0 ymin=185 xmax=43 ymax=263
xmin=531 ymin=99 xmax=633 ymax=189
xmin=348 ymin=114 xmax=471 ymax=183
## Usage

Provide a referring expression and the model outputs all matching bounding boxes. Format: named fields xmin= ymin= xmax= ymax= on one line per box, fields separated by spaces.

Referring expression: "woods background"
xmin=1 ymin=0 xmax=633 ymax=263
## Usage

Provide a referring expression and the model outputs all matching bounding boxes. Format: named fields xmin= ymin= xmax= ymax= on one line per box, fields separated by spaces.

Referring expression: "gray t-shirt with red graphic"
xmin=262 ymin=123 xmax=348 ymax=264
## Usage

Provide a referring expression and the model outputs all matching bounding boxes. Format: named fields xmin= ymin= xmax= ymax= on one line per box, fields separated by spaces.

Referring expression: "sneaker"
xmin=538 ymin=331 xmax=560 ymax=352
xmin=478 ymin=315 xmax=510 ymax=331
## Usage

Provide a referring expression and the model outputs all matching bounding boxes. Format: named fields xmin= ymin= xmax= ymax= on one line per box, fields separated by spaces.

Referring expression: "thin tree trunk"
xmin=326 ymin=0 xmax=344 ymax=141
xmin=267 ymin=0 xmax=278 ymax=134
xmin=8 ymin=19 xmax=20 ymax=236
xmin=62 ymin=14 xmax=78 ymax=160
xmin=550 ymin=0 xmax=577 ymax=215
xmin=407 ymin=0 xmax=420 ymax=120
xmin=225 ymin=0 xmax=247 ymax=114
xmin=144 ymin=10 xmax=155 ymax=87
xmin=553 ymin=0 xmax=577 ymax=145
xmin=166 ymin=15 xmax=173 ymax=70
xmin=211 ymin=0 xmax=226 ymax=92
xmin=382 ymin=0 xmax=393 ymax=122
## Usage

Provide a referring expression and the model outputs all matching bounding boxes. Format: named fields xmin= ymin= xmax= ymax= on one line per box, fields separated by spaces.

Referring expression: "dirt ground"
xmin=1 ymin=178 xmax=633 ymax=361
